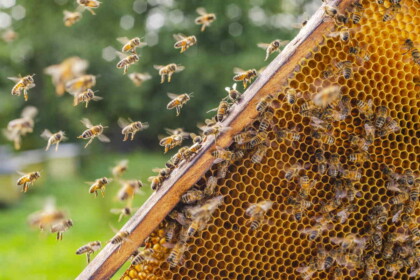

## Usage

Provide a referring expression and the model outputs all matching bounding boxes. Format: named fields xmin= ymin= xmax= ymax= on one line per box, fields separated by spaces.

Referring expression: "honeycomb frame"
xmin=77 ymin=0 xmax=420 ymax=279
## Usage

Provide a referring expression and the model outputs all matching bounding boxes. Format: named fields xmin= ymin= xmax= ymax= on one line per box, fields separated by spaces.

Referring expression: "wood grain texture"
xmin=76 ymin=1 xmax=355 ymax=279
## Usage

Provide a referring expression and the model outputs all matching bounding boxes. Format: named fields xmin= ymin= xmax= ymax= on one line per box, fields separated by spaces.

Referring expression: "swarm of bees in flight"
xmin=3 ymin=0 xmax=419 ymax=277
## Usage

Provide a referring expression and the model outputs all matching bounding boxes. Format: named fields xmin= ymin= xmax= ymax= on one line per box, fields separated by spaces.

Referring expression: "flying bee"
xmin=51 ymin=219 xmax=73 ymax=240
xmin=335 ymin=204 xmax=358 ymax=224
xmin=88 ymin=177 xmax=112 ymax=198
xmin=76 ymin=241 xmax=101 ymax=263
xmin=63 ymin=10 xmax=82 ymax=27
xmin=315 ymin=149 xmax=327 ymax=174
xmin=110 ymin=207 xmax=137 ymax=222
xmin=284 ymin=163 xmax=306 ymax=181
xmin=349 ymin=134 xmax=371 ymax=152
xmin=378 ymin=117 xmax=400 ymax=137
xmin=8 ymin=74 xmax=35 ymax=101
xmin=312 ymin=130 xmax=335 ymax=145
xmin=77 ymin=0 xmax=101 ymax=15
xmin=173 ymin=34 xmax=197 ymax=53
xmin=41 ymin=130 xmax=67 ymax=152
xmin=116 ymin=52 xmax=139 ymax=75
xmin=167 ymin=241 xmax=188 ymax=267
xmin=65 ymin=74 xmax=96 ymax=94
xmin=117 ymin=180 xmax=143 ymax=201
xmin=111 ymin=160 xmax=128 ymax=178
xmin=328 ymin=26 xmax=351 ymax=42
xmin=251 ymin=143 xmax=269 ymax=164
xmin=357 ymin=99 xmax=374 ymax=120
xmin=349 ymin=152 xmax=369 ymax=165
xmin=301 ymin=216 xmax=332 ymax=240
xmin=390 ymin=193 xmax=409 ymax=205
xmin=375 ymin=106 xmax=388 ymax=128
xmin=342 ymin=168 xmax=362 ymax=182
xmin=211 ymin=146 xmax=235 ymax=163
xmin=283 ymin=88 xmax=302 ymax=105
xmin=195 ymin=7 xmax=216 ymax=32
xmin=154 ymin=63 xmax=185 ymax=83
xmin=257 ymin=108 xmax=274 ymax=131
xmin=233 ymin=68 xmax=257 ymax=89
xmin=207 ymin=100 xmax=230 ymax=122
xmin=200 ymin=122 xmax=231 ymax=143
xmin=159 ymin=128 xmax=189 ymax=153
xmin=181 ymin=189 xmax=205 ymax=204
xmin=73 ymin=88 xmax=103 ymax=108
xmin=27 ymin=197 xmax=66 ymax=231
xmin=224 ymin=83 xmax=241 ymax=103
xmin=128 ymin=72 xmax=151 ymax=87
xmin=257 ymin=39 xmax=289 ymax=61
xmin=328 ymin=154 xmax=343 ymax=178
xmin=109 ymin=230 xmax=131 ymax=249
xmin=383 ymin=3 xmax=401 ymax=22
xmin=118 ymin=118 xmax=149 ymax=141
xmin=204 ymin=176 xmax=218 ymax=196
xmin=77 ymin=118 xmax=110 ymax=148
xmin=313 ymin=85 xmax=341 ymax=108
xmin=256 ymin=94 xmax=274 ymax=113
xmin=117 ymin=37 xmax=147 ymax=54
xmin=245 ymin=200 xmax=274 ymax=230
xmin=17 ymin=171 xmax=41 ymax=193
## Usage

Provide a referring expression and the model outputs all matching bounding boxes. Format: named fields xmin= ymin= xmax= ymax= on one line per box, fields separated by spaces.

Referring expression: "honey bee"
xmin=378 ymin=117 xmax=401 ymax=137
xmin=301 ymin=216 xmax=332 ymax=240
xmin=310 ymin=115 xmax=333 ymax=132
xmin=116 ymin=52 xmax=139 ymax=75
xmin=200 ymin=122 xmax=231 ymax=142
xmin=349 ymin=134 xmax=371 ymax=152
xmin=335 ymin=60 xmax=354 ymax=79
xmin=391 ymin=193 xmax=409 ymax=205
xmin=208 ymin=100 xmax=230 ymax=122
xmin=328 ymin=154 xmax=343 ymax=178
xmin=110 ymin=207 xmax=137 ymax=222
xmin=364 ymin=121 xmax=376 ymax=142
xmin=1 ymin=29 xmax=18 ymax=42
xmin=284 ymin=163 xmax=306 ymax=181
xmin=181 ymin=189 xmax=205 ymax=204
xmin=383 ymin=3 xmax=401 ymax=22
xmin=117 ymin=180 xmax=143 ymax=201
xmin=323 ymin=4 xmax=349 ymax=25
xmin=154 ymin=63 xmax=185 ymax=83
xmin=333 ymin=267 xmax=344 ymax=280
xmin=63 ymin=10 xmax=82 ymax=27
xmin=88 ymin=177 xmax=112 ymax=197
xmin=77 ymin=118 xmax=110 ymax=148
xmin=76 ymin=241 xmax=101 ymax=263
xmin=320 ymin=199 xmax=341 ymax=218
xmin=224 ymin=83 xmax=241 ymax=103
xmin=204 ymin=176 xmax=218 ymax=196
xmin=167 ymin=241 xmax=188 ymax=267
xmin=183 ymin=134 xmax=203 ymax=161
xmin=251 ymin=143 xmax=269 ymax=164
xmin=350 ymin=1 xmax=364 ymax=24
xmin=357 ymin=99 xmax=374 ymax=119
xmin=375 ymin=106 xmax=388 ymax=128
xmin=17 ymin=171 xmax=41 ymax=193
xmin=8 ymin=74 xmax=35 ymax=101
xmin=257 ymin=39 xmax=289 ymax=61
xmin=173 ymin=34 xmax=197 ymax=53
xmin=245 ymin=200 xmax=274 ymax=230
xmin=194 ymin=7 xmax=216 ymax=32
xmin=109 ymin=230 xmax=131 ymax=248
xmin=233 ymin=130 xmax=255 ymax=144
xmin=298 ymin=175 xmax=317 ymax=198
xmin=257 ymin=108 xmax=274 ymax=131
xmin=296 ymin=262 xmax=317 ymax=280
xmin=312 ymin=130 xmax=335 ymax=145
xmin=211 ymin=146 xmax=235 ymax=163
xmin=338 ymin=95 xmax=351 ymax=117
xmin=283 ymin=88 xmax=302 ymax=105
xmin=27 ymin=197 xmax=66 ymax=231
xmin=148 ymin=175 xmax=165 ymax=191
xmin=77 ymin=0 xmax=101 ymax=15
xmin=73 ymin=89 xmax=103 ymax=108
xmin=40 ymin=130 xmax=67 ymax=152
xmin=131 ymin=248 xmax=155 ymax=265
xmin=335 ymin=204 xmax=358 ymax=224
xmin=111 ymin=160 xmax=128 ymax=178
xmin=216 ymin=160 xmax=230 ymax=179
xmin=287 ymin=196 xmax=312 ymax=221
xmin=331 ymin=233 xmax=367 ymax=250
xmin=118 ymin=118 xmax=149 ymax=141
xmin=167 ymin=146 xmax=188 ymax=169
xmin=186 ymin=196 xmax=224 ymax=237
xmin=128 ymin=72 xmax=151 ymax=87
xmin=407 ymin=221 xmax=420 ymax=237
xmin=65 ymin=74 xmax=96 ymax=95
xmin=315 ymin=247 xmax=335 ymax=270
xmin=117 ymin=37 xmax=147 ymax=54
xmin=349 ymin=152 xmax=369 ymax=165
xmin=245 ymin=131 xmax=268 ymax=148
xmin=159 ymin=128 xmax=189 ymax=153
xmin=313 ymin=85 xmax=341 ymax=108
xmin=233 ymin=68 xmax=257 ymax=89
xmin=342 ymin=168 xmax=362 ymax=182
xmin=51 ymin=219 xmax=73 ymax=240
xmin=328 ymin=27 xmax=351 ymax=42
xmin=256 ymin=94 xmax=274 ymax=113
xmin=276 ymin=129 xmax=301 ymax=146
xmin=349 ymin=45 xmax=370 ymax=62
xmin=315 ymin=149 xmax=327 ymax=174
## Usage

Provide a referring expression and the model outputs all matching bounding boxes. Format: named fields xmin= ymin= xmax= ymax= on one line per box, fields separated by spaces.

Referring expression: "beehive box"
xmin=77 ymin=0 xmax=420 ymax=279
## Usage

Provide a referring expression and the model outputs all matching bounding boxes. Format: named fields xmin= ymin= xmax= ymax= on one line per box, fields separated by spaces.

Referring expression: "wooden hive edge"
xmin=76 ymin=0 xmax=356 ymax=279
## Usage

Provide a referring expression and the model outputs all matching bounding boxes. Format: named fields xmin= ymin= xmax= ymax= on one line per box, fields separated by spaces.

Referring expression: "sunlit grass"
xmin=0 ymin=150 xmax=165 ymax=280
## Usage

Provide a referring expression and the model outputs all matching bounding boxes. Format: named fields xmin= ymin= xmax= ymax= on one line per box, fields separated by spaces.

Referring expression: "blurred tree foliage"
xmin=0 ymin=0 xmax=314 ymax=152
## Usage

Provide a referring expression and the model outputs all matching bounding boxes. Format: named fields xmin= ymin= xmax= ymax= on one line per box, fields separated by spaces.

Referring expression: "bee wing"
xmin=153 ymin=65 xmax=164 ymax=70
xmin=92 ymin=96 xmax=103 ymax=101
xmin=224 ymin=87 xmax=231 ymax=93
xmin=118 ymin=159 xmax=128 ymax=167
xmin=151 ymin=167 xmax=163 ymax=173
xmin=173 ymin=33 xmax=186 ymax=41
xmin=81 ymin=118 xmax=93 ymax=128
xmin=138 ymin=73 xmax=152 ymax=80
xmin=278 ymin=40 xmax=290 ymax=46
xmin=16 ymin=171 xmax=26 ymax=176
xmin=110 ymin=208 xmax=123 ymax=214
xmin=26 ymin=83 xmax=36 ymax=89
xmin=175 ymin=65 xmax=185 ymax=72
xmin=116 ymin=51 xmax=127 ymax=60
xmin=260 ymin=201 xmax=274 ymax=211
xmin=327 ymin=31 xmax=341 ymax=38
xmin=117 ymin=118 xmax=130 ymax=129
xmin=8 ymin=76 xmax=21 ymax=83
xmin=257 ymin=43 xmax=270 ymax=49
xmin=167 ymin=93 xmax=180 ymax=100
xmin=233 ymin=67 xmax=245 ymax=74
xmin=206 ymin=107 xmax=218 ymax=113
xmin=40 ymin=129 xmax=53 ymax=139
xmin=21 ymin=106 xmax=38 ymax=119
xmin=117 ymin=37 xmax=130 ymax=45
xmin=98 ymin=134 xmax=111 ymax=143
xmin=196 ymin=7 xmax=207 ymax=16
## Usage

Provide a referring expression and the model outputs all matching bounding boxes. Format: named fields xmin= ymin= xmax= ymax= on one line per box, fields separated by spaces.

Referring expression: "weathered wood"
xmin=76 ymin=1 xmax=355 ymax=279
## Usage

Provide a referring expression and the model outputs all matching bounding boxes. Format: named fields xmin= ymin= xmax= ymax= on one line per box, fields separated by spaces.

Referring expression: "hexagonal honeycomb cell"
xmin=121 ymin=1 xmax=419 ymax=279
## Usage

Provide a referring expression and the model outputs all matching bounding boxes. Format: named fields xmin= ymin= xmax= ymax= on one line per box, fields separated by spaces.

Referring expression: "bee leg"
xmin=87 ymin=253 xmax=91 ymax=264
xmin=201 ymin=25 xmax=205 ymax=32
xmin=55 ymin=143 xmax=59 ymax=152
xmin=160 ymin=74 xmax=165 ymax=84
xmin=123 ymin=66 xmax=128 ymax=75
xmin=101 ymin=189 xmax=105 ymax=198
xmin=45 ymin=142 xmax=51 ymax=151
xmin=118 ymin=214 xmax=123 ymax=222
xmin=130 ymin=132 xmax=136 ymax=141
xmin=243 ymin=80 xmax=247 ymax=89
xmin=56 ymin=232 xmax=60 ymax=240
xmin=123 ymin=134 xmax=128 ymax=141
xmin=176 ymin=107 xmax=180 ymax=116
xmin=85 ymin=101 xmax=89 ymax=108
xmin=23 ymin=89 xmax=28 ymax=101
xmin=168 ymin=73 xmax=173 ymax=83
xmin=87 ymin=8 xmax=96 ymax=16
xmin=85 ymin=137 xmax=94 ymax=148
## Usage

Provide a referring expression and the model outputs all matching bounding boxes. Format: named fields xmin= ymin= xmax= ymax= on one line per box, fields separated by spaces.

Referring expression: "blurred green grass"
xmin=0 ymin=150 xmax=165 ymax=280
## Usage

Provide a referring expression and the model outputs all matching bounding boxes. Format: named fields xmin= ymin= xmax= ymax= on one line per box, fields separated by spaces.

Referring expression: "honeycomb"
xmin=121 ymin=0 xmax=420 ymax=279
